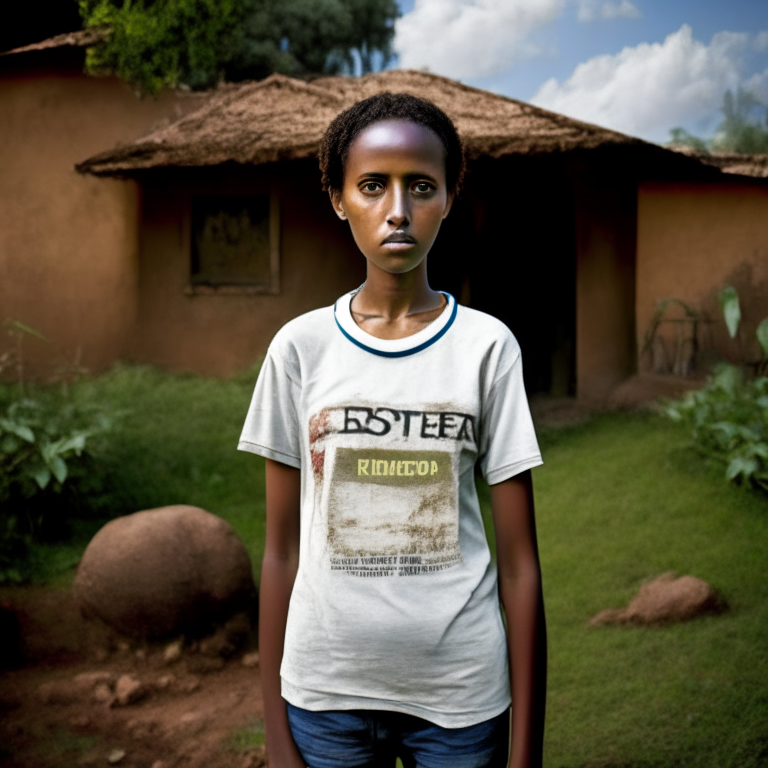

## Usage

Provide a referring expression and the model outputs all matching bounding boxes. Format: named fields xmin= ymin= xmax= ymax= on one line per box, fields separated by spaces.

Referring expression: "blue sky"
xmin=392 ymin=0 xmax=768 ymax=143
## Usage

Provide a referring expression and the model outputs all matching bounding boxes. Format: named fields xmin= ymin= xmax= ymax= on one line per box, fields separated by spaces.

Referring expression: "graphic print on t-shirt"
xmin=309 ymin=405 xmax=477 ymax=578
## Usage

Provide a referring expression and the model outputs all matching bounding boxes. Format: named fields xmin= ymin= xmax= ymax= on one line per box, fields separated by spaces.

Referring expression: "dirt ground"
xmin=0 ymin=587 xmax=266 ymax=768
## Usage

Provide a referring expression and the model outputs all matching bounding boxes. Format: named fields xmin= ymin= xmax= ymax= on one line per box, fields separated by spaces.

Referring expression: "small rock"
xmin=93 ymin=683 xmax=114 ymax=704
xmin=117 ymin=641 xmax=131 ymax=654
xmin=199 ymin=629 xmax=236 ymax=659
xmin=126 ymin=718 xmax=157 ymax=740
xmin=151 ymin=762 xmax=166 ymax=768
xmin=165 ymin=711 xmax=208 ymax=738
xmin=185 ymin=655 xmax=225 ymax=674
xmin=38 ymin=681 xmax=76 ymax=705
xmin=241 ymin=652 xmax=259 ymax=668
xmin=175 ymin=675 xmax=201 ymax=694
xmin=115 ymin=675 xmax=145 ymax=706
xmin=107 ymin=748 xmax=126 ymax=764
xmin=70 ymin=714 xmax=91 ymax=728
xmin=135 ymin=648 xmax=147 ymax=661
xmin=93 ymin=648 xmax=110 ymax=662
xmin=225 ymin=690 xmax=245 ymax=708
xmin=163 ymin=640 xmax=182 ymax=663
xmin=74 ymin=671 xmax=115 ymax=690
xmin=154 ymin=674 xmax=175 ymax=690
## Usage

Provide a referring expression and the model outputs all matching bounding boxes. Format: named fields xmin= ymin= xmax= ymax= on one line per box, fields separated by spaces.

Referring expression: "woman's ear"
xmin=330 ymin=189 xmax=347 ymax=221
xmin=442 ymin=191 xmax=455 ymax=220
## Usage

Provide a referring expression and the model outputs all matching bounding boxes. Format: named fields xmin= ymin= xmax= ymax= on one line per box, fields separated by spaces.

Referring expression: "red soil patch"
xmin=0 ymin=587 xmax=266 ymax=768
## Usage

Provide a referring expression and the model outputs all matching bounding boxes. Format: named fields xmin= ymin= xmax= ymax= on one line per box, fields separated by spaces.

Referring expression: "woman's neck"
xmin=350 ymin=261 xmax=446 ymax=340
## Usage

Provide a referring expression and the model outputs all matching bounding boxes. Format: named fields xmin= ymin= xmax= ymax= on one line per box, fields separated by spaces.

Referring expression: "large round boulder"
xmin=74 ymin=505 xmax=255 ymax=639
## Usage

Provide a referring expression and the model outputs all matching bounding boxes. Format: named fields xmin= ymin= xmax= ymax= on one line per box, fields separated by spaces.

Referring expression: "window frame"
xmin=183 ymin=189 xmax=281 ymax=296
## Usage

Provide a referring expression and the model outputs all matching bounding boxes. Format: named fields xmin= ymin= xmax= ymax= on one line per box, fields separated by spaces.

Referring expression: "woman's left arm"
xmin=490 ymin=469 xmax=547 ymax=768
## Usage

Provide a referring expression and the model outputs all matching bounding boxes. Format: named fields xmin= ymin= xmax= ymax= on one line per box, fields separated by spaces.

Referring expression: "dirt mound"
xmin=74 ymin=506 xmax=256 ymax=639
xmin=590 ymin=572 xmax=726 ymax=626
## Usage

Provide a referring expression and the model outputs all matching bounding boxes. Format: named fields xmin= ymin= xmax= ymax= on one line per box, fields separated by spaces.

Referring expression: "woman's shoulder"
xmin=268 ymin=304 xmax=336 ymax=357
xmin=454 ymin=304 xmax=521 ymax=352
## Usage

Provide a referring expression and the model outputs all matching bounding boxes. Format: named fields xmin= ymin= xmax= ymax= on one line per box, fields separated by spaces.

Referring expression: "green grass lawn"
xmin=10 ymin=367 xmax=768 ymax=766
xmin=528 ymin=413 xmax=768 ymax=768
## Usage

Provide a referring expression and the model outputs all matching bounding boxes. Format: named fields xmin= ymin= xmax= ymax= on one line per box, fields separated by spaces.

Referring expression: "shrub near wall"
xmin=668 ymin=287 xmax=768 ymax=494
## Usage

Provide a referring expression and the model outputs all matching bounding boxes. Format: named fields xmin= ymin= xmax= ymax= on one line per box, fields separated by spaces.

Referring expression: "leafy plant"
xmin=717 ymin=285 xmax=768 ymax=375
xmin=719 ymin=285 xmax=741 ymax=340
xmin=2 ymin=319 xmax=50 ymax=393
xmin=667 ymin=366 xmax=768 ymax=492
xmin=666 ymin=286 xmax=768 ymax=493
xmin=0 ymin=394 xmax=116 ymax=538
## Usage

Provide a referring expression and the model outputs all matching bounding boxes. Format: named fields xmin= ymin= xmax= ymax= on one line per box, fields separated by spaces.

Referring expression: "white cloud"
xmin=577 ymin=1 xmax=641 ymax=22
xmin=531 ymin=25 xmax=761 ymax=141
xmin=744 ymin=69 xmax=768 ymax=103
xmin=394 ymin=0 xmax=566 ymax=80
xmin=754 ymin=31 xmax=768 ymax=52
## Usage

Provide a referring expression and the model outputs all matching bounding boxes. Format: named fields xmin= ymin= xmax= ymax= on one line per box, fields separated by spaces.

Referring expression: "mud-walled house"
xmin=0 ymin=31 xmax=206 ymax=373
xmin=4 ymin=42 xmax=767 ymax=402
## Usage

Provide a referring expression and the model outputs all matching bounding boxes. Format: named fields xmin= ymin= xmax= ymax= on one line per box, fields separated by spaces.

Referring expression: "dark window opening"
xmin=190 ymin=195 xmax=275 ymax=289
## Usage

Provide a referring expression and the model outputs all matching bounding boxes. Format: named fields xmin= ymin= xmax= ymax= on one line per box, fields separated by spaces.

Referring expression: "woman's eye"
xmin=413 ymin=182 xmax=433 ymax=194
xmin=362 ymin=181 xmax=382 ymax=193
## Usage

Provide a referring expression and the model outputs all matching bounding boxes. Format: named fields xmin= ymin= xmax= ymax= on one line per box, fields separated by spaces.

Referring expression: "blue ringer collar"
xmin=334 ymin=291 xmax=457 ymax=359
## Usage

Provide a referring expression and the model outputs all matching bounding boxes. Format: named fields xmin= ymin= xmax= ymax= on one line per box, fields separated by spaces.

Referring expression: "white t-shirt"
xmin=238 ymin=290 xmax=542 ymax=728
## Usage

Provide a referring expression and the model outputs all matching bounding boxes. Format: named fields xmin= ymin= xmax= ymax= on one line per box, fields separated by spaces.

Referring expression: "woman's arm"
xmin=260 ymin=458 xmax=305 ymax=768
xmin=490 ymin=469 xmax=547 ymax=768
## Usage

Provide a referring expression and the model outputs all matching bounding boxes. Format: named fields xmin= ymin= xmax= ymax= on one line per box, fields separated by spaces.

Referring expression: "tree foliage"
xmin=668 ymin=87 xmax=768 ymax=154
xmin=79 ymin=0 xmax=399 ymax=95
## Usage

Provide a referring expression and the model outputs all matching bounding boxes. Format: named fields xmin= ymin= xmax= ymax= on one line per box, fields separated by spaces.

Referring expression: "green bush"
xmin=667 ymin=285 xmax=768 ymax=494
xmin=0 ymin=387 xmax=117 ymax=581
xmin=667 ymin=365 xmax=768 ymax=493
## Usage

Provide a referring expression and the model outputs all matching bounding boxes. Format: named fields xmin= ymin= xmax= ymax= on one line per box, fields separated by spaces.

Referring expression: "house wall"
xmin=134 ymin=168 xmax=365 ymax=375
xmin=0 ymin=52 xmax=200 ymax=378
xmin=637 ymin=181 xmax=768 ymax=372
xmin=574 ymin=174 xmax=638 ymax=402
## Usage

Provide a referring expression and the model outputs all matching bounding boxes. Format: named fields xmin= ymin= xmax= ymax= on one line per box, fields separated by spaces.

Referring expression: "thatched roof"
xmin=1 ymin=29 xmax=109 ymax=57
xmin=77 ymin=69 xmax=655 ymax=177
xmin=670 ymin=148 xmax=768 ymax=179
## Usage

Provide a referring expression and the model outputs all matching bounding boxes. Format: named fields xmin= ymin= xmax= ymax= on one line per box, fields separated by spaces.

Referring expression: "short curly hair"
xmin=319 ymin=93 xmax=465 ymax=195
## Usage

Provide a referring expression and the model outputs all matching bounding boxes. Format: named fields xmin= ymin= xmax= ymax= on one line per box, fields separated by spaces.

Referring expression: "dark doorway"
xmin=429 ymin=156 xmax=577 ymax=396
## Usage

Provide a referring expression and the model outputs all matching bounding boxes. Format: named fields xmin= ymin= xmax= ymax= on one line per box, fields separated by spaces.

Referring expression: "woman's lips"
xmin=382 ymin=232 xmax=416 ymax=246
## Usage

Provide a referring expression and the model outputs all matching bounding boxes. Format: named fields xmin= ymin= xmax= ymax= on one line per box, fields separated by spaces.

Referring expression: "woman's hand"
xmin=490 ymin=470 xmax=547 ymax=768
xmin=260 ymin=459 xmax=306 ymax=768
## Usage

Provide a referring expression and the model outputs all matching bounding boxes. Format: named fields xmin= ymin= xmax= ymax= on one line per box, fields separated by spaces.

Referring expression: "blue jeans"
xmin=286 ymin=702 xmax=510 ymax=768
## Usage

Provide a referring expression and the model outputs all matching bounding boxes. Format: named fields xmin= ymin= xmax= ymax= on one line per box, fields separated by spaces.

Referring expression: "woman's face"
xmin=331 ymin=119 xmax=454 ymax=275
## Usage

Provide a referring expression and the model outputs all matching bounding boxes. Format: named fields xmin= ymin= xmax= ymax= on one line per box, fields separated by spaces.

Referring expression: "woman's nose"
xmin=386 ymin=185 xmax=411 ymax=227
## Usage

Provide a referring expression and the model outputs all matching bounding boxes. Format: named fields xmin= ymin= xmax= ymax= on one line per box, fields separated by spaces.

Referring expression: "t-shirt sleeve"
xmin=237 ymin=346 xmax=302 ymax=468
xmin=478 ymin=351 xmax=542 ymax=485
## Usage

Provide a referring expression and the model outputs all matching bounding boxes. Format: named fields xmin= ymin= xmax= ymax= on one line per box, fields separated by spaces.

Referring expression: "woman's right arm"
xmin=260 ymin=458 xmax=305 ymax=768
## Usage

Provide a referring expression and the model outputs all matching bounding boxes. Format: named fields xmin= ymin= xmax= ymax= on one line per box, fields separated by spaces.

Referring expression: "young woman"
xmin=239 ymin=93 xmax=547 ymax=768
